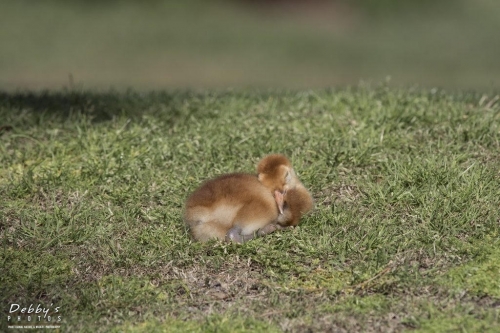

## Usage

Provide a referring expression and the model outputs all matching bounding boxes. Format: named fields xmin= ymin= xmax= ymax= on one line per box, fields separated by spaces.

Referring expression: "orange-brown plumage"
xmin=184 ymin=154 xmax=313 ymax=242
xmin=184 ymin=173 xmax=279 ymax=242
xmin=257 ymin=186 xmax=314 ymax=237
xmin=256 ymin=154 xmax=314 ymax=235
xmin=257 ymin=154 xmax=293 ymax=194
xmin=277 ymin=186 xmax=314 ymax=227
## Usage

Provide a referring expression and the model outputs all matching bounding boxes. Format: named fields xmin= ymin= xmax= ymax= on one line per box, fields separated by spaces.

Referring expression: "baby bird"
xmin=257 ymin=154 xmax=314 ymax=236
xmin=184 ymin=173 xmax=278 ymax=243
xmin=184 ymin=154 xmax=313 ymax=243
xmin=257 ymin=186 xmax=314 ymax=237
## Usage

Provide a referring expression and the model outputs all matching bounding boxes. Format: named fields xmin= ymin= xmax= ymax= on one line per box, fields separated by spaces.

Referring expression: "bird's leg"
xmin=257 ymin=223 xmax=286 ymax=237
xmin=225 ymin=226 xmax=257 ymax=243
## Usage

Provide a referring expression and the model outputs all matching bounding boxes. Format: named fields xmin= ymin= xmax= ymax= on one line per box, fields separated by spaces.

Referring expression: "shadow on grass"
xmin=0 ymin=88 xmax=308 ymax=128
xmin=0 ymin=90 xmax=196 ymax=125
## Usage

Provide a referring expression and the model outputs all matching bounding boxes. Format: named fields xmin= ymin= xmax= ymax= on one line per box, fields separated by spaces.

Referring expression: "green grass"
xmin=1 ymin=86 xmax=500 ymax=332
xmin=1 ymin=0 xmax=500 ymax=91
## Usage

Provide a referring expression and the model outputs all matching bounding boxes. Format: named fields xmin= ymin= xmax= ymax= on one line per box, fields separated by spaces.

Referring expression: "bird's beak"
xmin=274 ymin=190 xmax=285 ymax=215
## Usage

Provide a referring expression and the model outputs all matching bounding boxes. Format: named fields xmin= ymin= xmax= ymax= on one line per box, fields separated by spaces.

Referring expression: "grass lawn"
xmin=1 ymin=0 xmax=499 ymax=91
xmin=1 ymin=86 xmax=500 ymax=332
